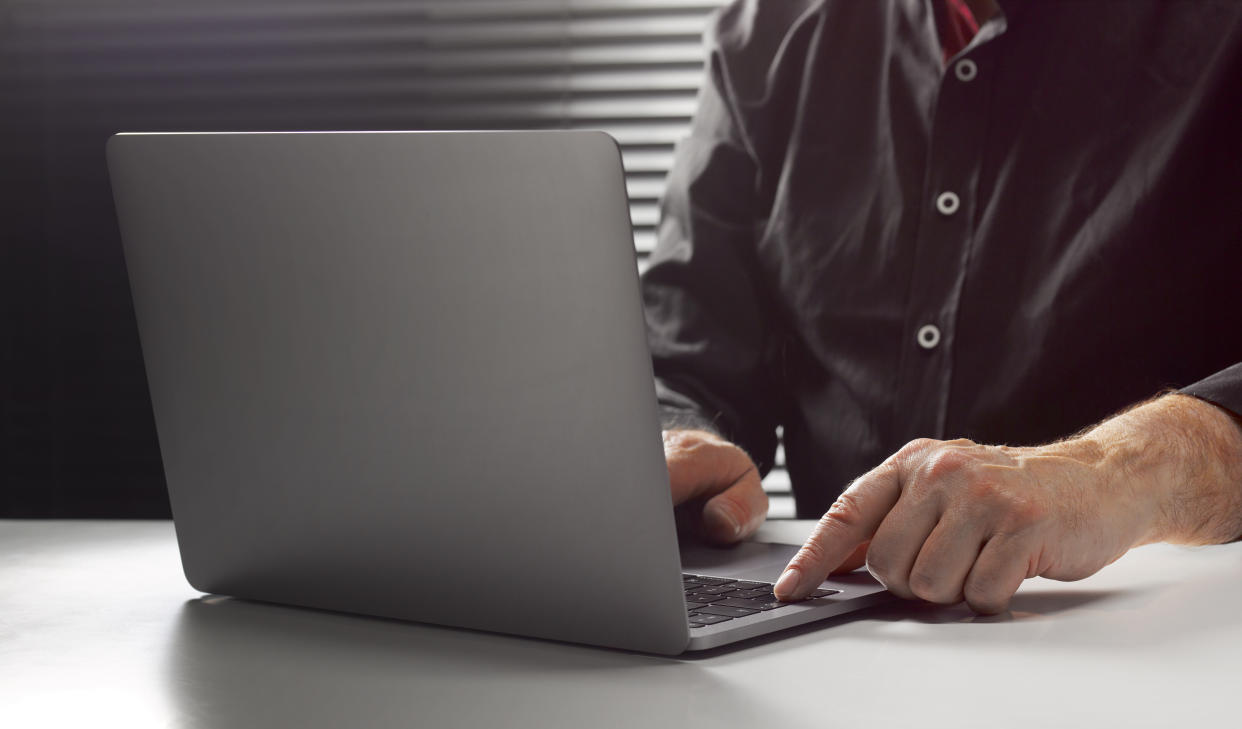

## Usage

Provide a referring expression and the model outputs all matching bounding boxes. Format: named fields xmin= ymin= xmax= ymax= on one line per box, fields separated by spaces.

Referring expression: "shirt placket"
xmin=894 ymin=40 xmax=999 ymax=444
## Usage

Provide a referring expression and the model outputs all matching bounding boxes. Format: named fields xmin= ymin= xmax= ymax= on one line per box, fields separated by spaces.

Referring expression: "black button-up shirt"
xmin=642 ymin=0 xmax=1242 ymax=518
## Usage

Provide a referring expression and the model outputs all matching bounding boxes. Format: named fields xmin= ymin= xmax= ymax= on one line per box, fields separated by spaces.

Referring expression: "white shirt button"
xmin=917 ymin=324 xmax=941 ymax=350
xmin=955 ymin=58 xmax=978 ymax=82
xmin=935 ymin=191 xmax=960 ymax=216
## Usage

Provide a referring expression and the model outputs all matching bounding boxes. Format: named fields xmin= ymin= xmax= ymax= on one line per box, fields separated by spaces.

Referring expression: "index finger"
xmin=774 ymin=459 xmax=903 ymax=600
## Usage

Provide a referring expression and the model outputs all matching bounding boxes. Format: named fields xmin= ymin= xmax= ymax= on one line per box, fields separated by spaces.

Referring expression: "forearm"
xmin=1080 ymin=393 xmax=1242 ymax=546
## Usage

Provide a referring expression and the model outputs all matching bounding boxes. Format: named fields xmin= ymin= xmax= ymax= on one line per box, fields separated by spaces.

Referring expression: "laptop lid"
xmin=108 ymin=130 xmax=690 ymax=654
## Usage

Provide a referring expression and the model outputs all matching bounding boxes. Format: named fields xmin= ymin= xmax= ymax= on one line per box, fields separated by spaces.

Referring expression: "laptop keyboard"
xmin=683 ymin=573 xmax=840 ymax=628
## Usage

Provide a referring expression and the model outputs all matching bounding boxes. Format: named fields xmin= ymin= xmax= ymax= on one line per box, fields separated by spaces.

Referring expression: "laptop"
xmin=107 ymin=130 xmax=890 ymax=654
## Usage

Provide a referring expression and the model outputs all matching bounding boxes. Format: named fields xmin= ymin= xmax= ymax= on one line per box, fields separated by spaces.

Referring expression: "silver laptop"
xmin=107 ymin=130 xmax=889 ymax=654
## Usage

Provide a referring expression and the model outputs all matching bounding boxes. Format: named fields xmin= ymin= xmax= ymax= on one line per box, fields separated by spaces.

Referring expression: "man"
xmin=643 ymin=0 xmax=1242 ymax=614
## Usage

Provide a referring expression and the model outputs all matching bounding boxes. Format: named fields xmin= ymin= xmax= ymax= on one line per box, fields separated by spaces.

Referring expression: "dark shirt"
xmin=641 ymin=0 xmax=1242 ymax=518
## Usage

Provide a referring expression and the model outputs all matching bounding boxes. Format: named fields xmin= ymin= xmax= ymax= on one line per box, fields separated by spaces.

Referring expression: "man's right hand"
xmin=663 ymin=429 xmax=768 ymax=544
xmin=663 ymin=429 xmax=871 ymax=574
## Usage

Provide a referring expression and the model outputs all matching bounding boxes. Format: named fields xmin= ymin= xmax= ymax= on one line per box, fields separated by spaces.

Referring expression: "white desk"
xmin=2 ymin=519 xmax=1240 ymax=728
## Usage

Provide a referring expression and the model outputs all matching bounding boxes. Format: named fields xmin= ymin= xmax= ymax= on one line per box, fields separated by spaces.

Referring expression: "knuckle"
xmin=662 ymin=429 xmax=716 ymax=458
xmin=920 ymin=448 xmax=972 ymax=483
xmin=660 ymin=429 xmax=696 ymax=452
xmin=663 ymin=430 xmax=759 ymax=489
xmin=899 ymin=438 xmax=938 ymax=456
xmin=901 ymin=448 xmax=977 ymax=503
xmin=826 ymin=490 xmax=868 ymax=530
xmin=907 ymin=569 xmax=946 ymax=603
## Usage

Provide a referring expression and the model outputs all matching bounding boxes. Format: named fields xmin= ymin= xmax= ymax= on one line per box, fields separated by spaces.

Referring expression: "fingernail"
xmin=774 ymin=567 xmax=802 ymax=599
xmin=702 ymin=503 xmax=740 ymax=540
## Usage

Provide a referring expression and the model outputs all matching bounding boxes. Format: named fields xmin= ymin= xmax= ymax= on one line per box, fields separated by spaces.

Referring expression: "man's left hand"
xmin=773 ymin=394 xmax=1242 ymax=613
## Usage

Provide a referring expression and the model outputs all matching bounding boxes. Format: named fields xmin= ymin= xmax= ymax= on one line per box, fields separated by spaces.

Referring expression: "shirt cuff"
xmin=654 ymin=378 xmax=726 ymax=437
xmin=1180 ymin=362 xmax=1242 ymax=420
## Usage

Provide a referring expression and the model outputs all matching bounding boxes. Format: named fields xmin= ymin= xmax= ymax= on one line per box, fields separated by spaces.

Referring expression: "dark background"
xmin=0 ymin=0 xmax=725 ymax=516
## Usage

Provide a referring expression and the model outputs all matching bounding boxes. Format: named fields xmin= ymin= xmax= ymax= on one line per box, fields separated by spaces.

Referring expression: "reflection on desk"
xmin=2 ymin=520 xmax=1240 ymax=728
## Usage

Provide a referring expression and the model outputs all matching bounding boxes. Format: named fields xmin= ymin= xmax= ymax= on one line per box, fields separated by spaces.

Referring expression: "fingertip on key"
xmin=773 ymin=566 xmax=803 ymax=600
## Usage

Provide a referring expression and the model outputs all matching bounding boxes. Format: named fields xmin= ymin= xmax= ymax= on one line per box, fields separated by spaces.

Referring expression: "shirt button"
xmin=935 ymin=191 xmax=960 ymax=216
xmin=916 ymin=324 xmax=941 ymax=350
xmin=955 ymin=58 xmax=978 ymax=82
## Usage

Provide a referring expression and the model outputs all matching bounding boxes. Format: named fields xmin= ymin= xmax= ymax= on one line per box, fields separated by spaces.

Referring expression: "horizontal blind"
xmin=3 ymin=0 xmax=794 ymax=513
xmin=5 ymin=0 xmax=729 ymax=267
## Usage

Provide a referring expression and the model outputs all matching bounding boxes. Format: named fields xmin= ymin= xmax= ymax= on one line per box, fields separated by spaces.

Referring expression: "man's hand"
xmin=663 ymin=429 xmax=768 ymax=544
xmin=774 ymin=394 xmax=1242 ymax=613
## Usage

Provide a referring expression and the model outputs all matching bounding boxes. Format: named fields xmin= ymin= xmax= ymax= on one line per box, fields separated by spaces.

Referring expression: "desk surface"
xmin=2 ymin=519 xmax=1240 ymax=728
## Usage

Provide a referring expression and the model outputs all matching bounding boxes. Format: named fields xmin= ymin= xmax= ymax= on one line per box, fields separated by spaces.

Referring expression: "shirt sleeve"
xmin=639 ymin=10 xmax=788 ymax=475
xmin=1181 ymin=362 xmax=1242 ymax=419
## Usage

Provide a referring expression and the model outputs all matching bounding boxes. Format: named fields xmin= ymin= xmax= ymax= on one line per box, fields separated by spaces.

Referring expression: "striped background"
xmin=1 ymin=0 xmax=792 ymax=517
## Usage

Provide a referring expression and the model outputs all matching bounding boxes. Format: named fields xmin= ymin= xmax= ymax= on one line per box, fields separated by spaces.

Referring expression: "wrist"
xmin=1040 ymin=430 xmax=1159 ymax=554
xmin=1078 ymin=394 xmax=1242 ymax=546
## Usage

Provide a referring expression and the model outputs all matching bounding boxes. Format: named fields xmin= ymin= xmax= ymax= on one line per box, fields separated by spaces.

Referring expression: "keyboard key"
xmin=810 ymin=589 xmax=842 ymax=598
xmin=685 ymin=601 xmax=707 ymax=610
xmin=744 ymin=600 xmax=789 ymax=611
xmin=688 ymin=577 xmax=735 ymax=587
xmin=691 ymin=585 xmax=738 ymax=595
xmin=688 ymin=613 xmax=732 ymax=626
xmin=685 ymin=593 xmax=725 ymax=603
xmin=714 ymin=598 xmax=773 ymax=610
xmin=728 ymin=581 xmax=769 ymax=590
xmin=729 ymin=588 xmax=775 ymax=599
xmin=695 ymin=604 xmax=760 ymax=618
